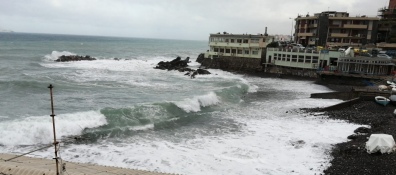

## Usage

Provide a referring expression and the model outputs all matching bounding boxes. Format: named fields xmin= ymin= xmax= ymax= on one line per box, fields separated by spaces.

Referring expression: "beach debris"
xmin=366 ymin=134 xmax=396 ymax=154
xmin=55 ymin=55 xmax=96 ymax=62
xmin=378 ymin=85 xmax=390 ymax=91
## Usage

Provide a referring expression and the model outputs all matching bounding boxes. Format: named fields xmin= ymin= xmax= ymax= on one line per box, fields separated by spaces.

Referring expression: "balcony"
xmin=377 ymin=42 xmax=396 ymax=48
xmin=330 ymin=33 xmax=348 ymax=37
xmin=297 ymin=33 xmax=314 ymax=37
xmin=308 ymin=24 xmax=318 ymax=28
xmin=209 ymin=42 xmax=250 ymax=48
xmin=207 ymin=51 xmax=219 ymax=56
xmin=329 ymin=24 xmax=341 ymax=28
xmin=343 ymin=24 xmax=367 ymax=29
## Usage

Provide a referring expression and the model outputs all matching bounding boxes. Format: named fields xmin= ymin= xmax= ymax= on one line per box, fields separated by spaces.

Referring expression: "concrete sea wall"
xmin=199 ymin=55 xmax=318 ymax=78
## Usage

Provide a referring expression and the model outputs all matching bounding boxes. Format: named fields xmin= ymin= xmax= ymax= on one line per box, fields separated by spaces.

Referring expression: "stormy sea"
xmin=0 ymin=32 xmax=361 ymax=175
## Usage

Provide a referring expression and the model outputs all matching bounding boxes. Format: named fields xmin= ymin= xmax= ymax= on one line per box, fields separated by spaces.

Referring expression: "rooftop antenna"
xmin=264 ymin=27 xmax=268 ymax=36
xmin=48 ymin=84 xmax=60 ymax=175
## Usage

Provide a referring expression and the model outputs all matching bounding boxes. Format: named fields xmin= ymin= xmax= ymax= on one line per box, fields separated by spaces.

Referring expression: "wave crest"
xmin=0 ymin=111 xmax=107 ymax=146
xmin=44 ymin=51 xmax=76 ymax=61
xmin=174 ymin=92 xmax=220 ymax=113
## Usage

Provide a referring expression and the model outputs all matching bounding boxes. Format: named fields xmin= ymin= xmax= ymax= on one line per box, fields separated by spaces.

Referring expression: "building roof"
xmin=209 ymin=33 xmax=271 ymax=38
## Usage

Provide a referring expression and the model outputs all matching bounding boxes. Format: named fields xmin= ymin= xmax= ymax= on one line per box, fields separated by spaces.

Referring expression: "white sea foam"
xmin=0 ymin=111 xmax=107 ymax=146
xmin=174 ymin=92 xmax=220 ymax=112
xmin=31 ymin=106 xmax=360 ymax=175
xmin=9 ymin=76 xmax=362 ymax=175
xmin=127 ymin=124 xmax=154 ymax=131
xmin=44 ymin=51 xmax=76 ymax=61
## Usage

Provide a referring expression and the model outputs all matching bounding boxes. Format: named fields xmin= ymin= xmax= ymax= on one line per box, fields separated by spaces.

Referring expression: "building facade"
xmin=294 ymin=11 xmax=379 ymax=47
xmin=264 ymin=48 xmax=395 ymax=79
xmin=265 ymin=48 xmax=342 ymax=71
xmin=205 ymin=33 xmax=274 ymax=59
xmin=377 ymin=0 xmax=396 ymax=48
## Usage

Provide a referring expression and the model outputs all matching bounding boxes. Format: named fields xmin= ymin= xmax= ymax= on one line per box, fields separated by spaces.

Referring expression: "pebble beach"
xmin=305 ymin=86 xmax=396 ymax=175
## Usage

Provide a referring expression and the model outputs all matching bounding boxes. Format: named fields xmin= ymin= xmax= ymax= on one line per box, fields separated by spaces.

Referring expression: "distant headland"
xmin=0 ymin=29 xmax=14 ymax=33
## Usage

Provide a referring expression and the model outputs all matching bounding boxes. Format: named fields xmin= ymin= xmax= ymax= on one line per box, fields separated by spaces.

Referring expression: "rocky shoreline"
xmin=241 ymin=70 xmax=396 ymax=174
xmin=301 ymin=84 xmax=396 ymax=174
xmin=303 ymin=100 xmax=396 ymax=175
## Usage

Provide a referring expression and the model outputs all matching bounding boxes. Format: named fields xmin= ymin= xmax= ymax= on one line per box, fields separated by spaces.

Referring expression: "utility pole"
xmin=48 ymin=84 xmax=60 ymax=175
xmin=289 ymin=17 xmax=294 ymax=42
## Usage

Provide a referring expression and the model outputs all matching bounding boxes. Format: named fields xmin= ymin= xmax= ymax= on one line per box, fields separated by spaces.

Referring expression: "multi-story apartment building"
xmin=294 ymin=11 xmax=379 ymax=47
xmin=205 ymin=32 xmax=274 ymax=59
xmin=377 ymin=0 xmax=396 ymax=48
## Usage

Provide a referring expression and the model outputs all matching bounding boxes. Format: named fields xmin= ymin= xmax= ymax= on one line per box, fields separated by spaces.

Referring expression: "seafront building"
xmin=377 ymin=0 xmax=396 ymax=49
xmin=294 ymin=11 xmax=379 ymax=47
xmin=205 ymin=32 xmax=274 ymax=60
xmin=200 ymin=1 xmax=396 ymax=80
xmin=263 ymin=48 xmax=395 ymax=78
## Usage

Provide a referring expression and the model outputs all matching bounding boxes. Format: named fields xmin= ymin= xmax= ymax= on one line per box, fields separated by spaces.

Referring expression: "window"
xmin=214 ymin=48 xmax=219 ymax=52
xmin=231 ymin=49 xmax=237 ymax=53
xmin=305 ymin=56 xmax=312 ymax=63
xmin=312 ymin=56 xmax=318 ymax=63
xmin=244 ymin=50 xmax=250 ymax=54
xmin=237 ymin=39 xmax=242 ymax=43
xmin=225 ymin=49 xmax=230 ymax=53
xmin=252 ymin=51 xmax=259 ymax=55
xmin=298 ymin=55 xmax=304 ymax=62
xmin=237 ymin=49 xmax=242 ymax=54
xmin=243 ymin=39 xmax=249 ymax=43
xmin=231 ymin=39 xmax=235 ymax=43
xmin=225 ymin=39 xmax=229 ymax=42
xmin=220 ymin=48 xmax=224 ymax=53
xmin=287 ymin=55 xmax=291 ymax=62
xmin=251 ymin=39 xmax=259 ymax=43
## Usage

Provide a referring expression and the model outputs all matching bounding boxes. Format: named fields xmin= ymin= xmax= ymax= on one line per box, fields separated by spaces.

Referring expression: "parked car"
xmin=377 ymin=53 xmax=392 ymax=59
xmin=360 ymin=53 xmax=373 ymax=57
xmin=291 ymin=43 xmax=305 ymax=50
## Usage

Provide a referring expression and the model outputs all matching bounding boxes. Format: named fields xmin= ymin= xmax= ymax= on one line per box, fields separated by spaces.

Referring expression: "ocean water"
xmin=0 ymin=32 xmax=362 ymax=175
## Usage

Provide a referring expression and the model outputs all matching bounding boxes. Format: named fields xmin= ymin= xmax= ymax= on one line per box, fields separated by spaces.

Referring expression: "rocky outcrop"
xmin=55 ymin=55 xmax=96 ymax=62
xmin=196 ymin=53 xmax=205 ymax=63
xmin=155 ymin=56 xmax=190 ymax=71
xmin=189 ymin=68 xmax=211 ymax=78
xmin=154 ymin=57 xmax=210 ymax=78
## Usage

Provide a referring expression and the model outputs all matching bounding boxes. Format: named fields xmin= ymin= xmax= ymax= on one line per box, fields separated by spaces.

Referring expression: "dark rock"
xmin=178 ymin=67 xmax=194 ymax=72
xmin=155 ymin=57 xmax=190 ymax=71
xmin=354 ymin=127 xmax=370 ymax=134
xmin=196 ymin=53 xmax=205 ymax=63
xmin=55 ymin=55 xmax=96 ymax=62
xmin=196 ymin=69 xmax=211 ymax=75
xmin=155 ymin=56 xmax=212 ymax=79
xmin=347 ymin=134 xmax=358 ymax=140
xmin=190 ymin=69 xmax=211 ymax=79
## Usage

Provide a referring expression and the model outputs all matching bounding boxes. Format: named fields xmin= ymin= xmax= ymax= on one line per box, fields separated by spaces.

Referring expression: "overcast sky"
xmin=0 ymin=0 xmax=390 ymax=40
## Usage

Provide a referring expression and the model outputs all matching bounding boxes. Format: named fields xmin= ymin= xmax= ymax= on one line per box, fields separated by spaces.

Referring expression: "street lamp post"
xmin=289 ymin=17 xmax=294 ymax=42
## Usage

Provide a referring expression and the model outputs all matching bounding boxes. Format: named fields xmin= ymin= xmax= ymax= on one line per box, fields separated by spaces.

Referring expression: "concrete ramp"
xmin=0 ymin=153 xmax=174 ymax=175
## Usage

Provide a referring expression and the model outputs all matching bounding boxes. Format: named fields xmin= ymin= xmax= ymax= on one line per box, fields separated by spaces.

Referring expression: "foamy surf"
xmin=44 ymin=51 xmax=76 ymax=61
xmin=0 ymin=111 xmax=107 ymax=146
xmin=174 ymin=92 xmax=220 ymax=112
